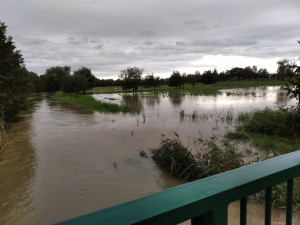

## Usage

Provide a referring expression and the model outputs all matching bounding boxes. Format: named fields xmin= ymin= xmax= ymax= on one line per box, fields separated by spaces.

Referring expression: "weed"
xmin=191 ymin=111 xmax=198 ymax=120
xmin=142 ymin=113 xmax=146 ymax=123
xmin=179 ymin=109 xmax=185 ymax=119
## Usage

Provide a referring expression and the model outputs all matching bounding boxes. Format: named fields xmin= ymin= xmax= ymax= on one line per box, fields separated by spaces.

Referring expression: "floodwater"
xmin=0 ymin=86 xmax=299 ymax=225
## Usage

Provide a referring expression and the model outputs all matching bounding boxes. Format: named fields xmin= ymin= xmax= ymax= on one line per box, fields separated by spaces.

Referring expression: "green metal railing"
xmin=55 ymin=151 xmax=300 ymax=225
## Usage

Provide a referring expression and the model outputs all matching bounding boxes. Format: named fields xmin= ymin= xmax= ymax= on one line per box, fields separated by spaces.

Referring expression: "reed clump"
xmin=151 ymin=133 xmax=243 ymax=181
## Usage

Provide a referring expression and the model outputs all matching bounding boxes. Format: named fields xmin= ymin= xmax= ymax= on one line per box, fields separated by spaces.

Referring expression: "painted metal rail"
xmin=55 ymin=151 xmax=300 ymax=225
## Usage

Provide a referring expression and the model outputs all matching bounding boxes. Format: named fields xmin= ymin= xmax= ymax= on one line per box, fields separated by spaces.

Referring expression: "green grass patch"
xmin=51 ymin=92 xmax=138 ymax=113
xmin=227 ymin=107 xmax=300 ymax=154
xmin=91 ymin=80 xmax=286 ymax=95
xmin=237 ymin=107 xmax=300 ymax=139
xmin=245 ymin=132 xmax=299 ymax=154
xmin=225 ymin=131 xmax=249 ymax=141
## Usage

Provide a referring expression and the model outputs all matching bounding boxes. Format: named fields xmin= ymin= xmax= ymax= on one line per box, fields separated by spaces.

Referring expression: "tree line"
xmin=33 ymin=60 xmax=297 ymax=94
xmin=1 ymin=20 xmax=300 ymax=123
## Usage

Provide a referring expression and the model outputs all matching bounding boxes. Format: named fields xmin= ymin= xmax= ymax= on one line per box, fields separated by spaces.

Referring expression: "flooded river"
xmin=0 ymin=86 xmax=299 ymax=224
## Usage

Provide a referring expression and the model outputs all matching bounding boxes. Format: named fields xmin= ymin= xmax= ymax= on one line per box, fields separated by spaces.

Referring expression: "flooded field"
xmin=0 ymin=86 xmax=299 ymax=224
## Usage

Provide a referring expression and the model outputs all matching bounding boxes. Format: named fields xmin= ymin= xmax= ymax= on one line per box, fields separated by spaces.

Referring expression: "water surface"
xmin=0 ymin=87 xmax=298 ymax=224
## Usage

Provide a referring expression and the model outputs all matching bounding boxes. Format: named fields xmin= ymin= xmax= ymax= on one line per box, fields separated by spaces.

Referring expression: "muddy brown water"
xmin=0 ymin=87 xmax=299 ymax=225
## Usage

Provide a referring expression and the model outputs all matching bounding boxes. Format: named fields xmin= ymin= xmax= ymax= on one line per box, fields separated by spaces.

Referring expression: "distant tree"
xmin=227 ymin=67 xmax=244 ymax=81
xmin=277 ymin=59 xmax=294 ymax=80
xmin=73 ymin=67 xmax=98 ymax=90
xmin=186 ymin=71 xmax=200 ymax=88
xmin=63 ymin=73 xmax=88 ymax=94
xmin=144 ymin=74 xmax=160 ymax=90
xmin=201 ymin=70 xmax=218 ymax=84
xmin=119 ymin=67 xmax=143 ymax=91
xmin=0 ymin=21 xmax=30 ymax=121
xmin=168 ymin=71 xmax=184 ymax=88
xmin=243 ymin=66 xmax=256 ymax=80
xmin=218 ymin=71 xmax=228 ymax=81
xmin=258 ymin=68 xmax=269 ymax=80
xmin=41 ymin=66 xmax=71 ymax=91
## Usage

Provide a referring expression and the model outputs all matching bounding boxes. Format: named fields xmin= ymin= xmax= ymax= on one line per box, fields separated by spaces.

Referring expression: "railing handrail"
xmin=55 ymin=151 xmax=300 ymax=225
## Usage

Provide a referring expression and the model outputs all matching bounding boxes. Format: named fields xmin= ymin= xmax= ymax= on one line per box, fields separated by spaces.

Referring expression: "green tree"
xmin=258 ymin=68 xmax=269 ymax=80
xmin=277 ymin=59 xmax=294 ymax=80
xmin=168 ymin=71 xmax=184 ymax=88
xmin=186 ymin=71 xmax=200 ymax=89
xmin=63 ymin=73 xmax=88 ymax=94
xmin=0 ymin=21 xmax=29 ymax=121
xmin=40 ymin=66 xmax=71 ymax=91
xmin=27 ymin=71 xmax=41 ymax=92
xmin=201 ymin=69 xmax=218 ymax=84
xmin=144 ymin=74 xmax=160 ymax=90
xmin=73 ymin=67 xmax=98 ymax=90
xmin=119 ymin=67 xmax=143 ymax=91
xmin=285 ymin=63 xmax=300 ymax=106
xmin=227 ymin=67 xmax=243 ymax=81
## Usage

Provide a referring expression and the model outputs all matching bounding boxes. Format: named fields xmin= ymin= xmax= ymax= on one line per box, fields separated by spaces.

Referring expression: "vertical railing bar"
xmin=265 ymin=187 xmax=272 ymax=225
xmin=240 ymin=197 xmax=247 ymax=225
xmin=286 ymin=179 xmax=294 ymax=225
xmin=191 ymin=211 xmax=214 ymax=225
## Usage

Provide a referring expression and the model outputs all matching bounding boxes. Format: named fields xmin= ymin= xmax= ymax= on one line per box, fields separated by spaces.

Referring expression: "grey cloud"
xmin=143 ymin=41 xmax=154 ymax=46
xmin=1 ymin=0 xmax=300 ymax=77
xmin=138 ymin=30 xmax=156 ymax=37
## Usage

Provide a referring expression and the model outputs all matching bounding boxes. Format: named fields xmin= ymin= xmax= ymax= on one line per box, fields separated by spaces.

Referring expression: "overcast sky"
xmin=1 ymin=0 xmax=300 ymax=79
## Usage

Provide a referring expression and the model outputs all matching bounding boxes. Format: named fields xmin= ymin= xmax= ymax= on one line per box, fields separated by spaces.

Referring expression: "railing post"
xmin=240 ymin=197 xmax=247 ymax=225
xmin=265 ymin=187 xmax=272 ymax=225
xmin=191 ymin=206 xmax=228 ymax=225
xmin=286 ymin=179 xmax=294 ymax=225
xmin=191 ymin=211 xmax=214 ymax=225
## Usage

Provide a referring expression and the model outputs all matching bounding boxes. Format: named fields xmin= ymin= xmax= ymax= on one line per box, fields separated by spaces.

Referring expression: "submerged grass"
xmin=51 ymin=92 xmax=138 ymax=113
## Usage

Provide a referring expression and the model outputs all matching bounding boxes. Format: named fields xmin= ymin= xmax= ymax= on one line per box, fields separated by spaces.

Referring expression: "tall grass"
xmin=237 ymin=107 xmax=300 ymax=138
xmin=51 ymin=92 xmax=138 ymax=113
xmin=151 ymin=133 xmax=243 ymax=181
xmin=227 ymin=106 xmax=300 ymax=210
xmin=227 ymin=107 xmax=300 ymax=154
